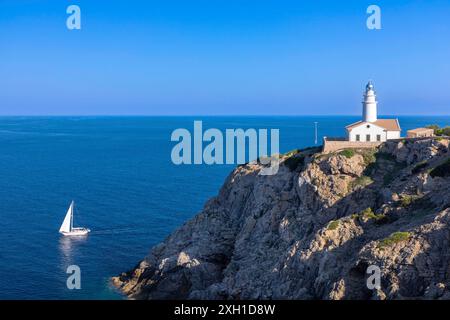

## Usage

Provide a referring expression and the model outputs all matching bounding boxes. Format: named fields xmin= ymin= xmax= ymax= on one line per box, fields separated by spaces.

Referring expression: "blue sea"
xmin=0 ymin=116 xmax=448 ymax=300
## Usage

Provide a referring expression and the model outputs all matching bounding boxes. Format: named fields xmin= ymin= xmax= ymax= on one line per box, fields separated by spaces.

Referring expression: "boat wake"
xmin=89 ymin=226 xmax=144 ymax=235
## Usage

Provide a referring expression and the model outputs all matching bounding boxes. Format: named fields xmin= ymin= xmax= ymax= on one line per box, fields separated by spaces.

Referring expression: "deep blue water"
xmin=0 ymin=116 xmax=448 ymax=300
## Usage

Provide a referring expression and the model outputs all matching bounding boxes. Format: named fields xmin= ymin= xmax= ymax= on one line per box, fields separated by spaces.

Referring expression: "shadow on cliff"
xmin=287 ymin=175 xmax=448 ymax=299
xmin=279 ymin=147 xmax=448 ymax=299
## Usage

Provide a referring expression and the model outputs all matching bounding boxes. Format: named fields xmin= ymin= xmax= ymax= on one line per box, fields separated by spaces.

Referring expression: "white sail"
xmin=59 ymin=201 xmax=73 ymax=233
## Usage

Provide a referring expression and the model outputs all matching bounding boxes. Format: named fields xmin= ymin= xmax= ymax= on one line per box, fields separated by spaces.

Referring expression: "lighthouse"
xmin=323 ymin=80 xmax=402 ymax=152
xmin=362 ymin=81 xmax=378 ymax=123
xmin=344 ymin=81 xmax=401 ymax=143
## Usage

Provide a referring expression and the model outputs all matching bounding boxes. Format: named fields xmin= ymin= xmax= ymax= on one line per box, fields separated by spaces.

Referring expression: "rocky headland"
xmin=113 ymin=138 xmax=450 ymax=300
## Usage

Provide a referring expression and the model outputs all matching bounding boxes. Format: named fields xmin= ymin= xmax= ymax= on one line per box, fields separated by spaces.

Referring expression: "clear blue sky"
xmin=1 ymin=0 xmax=449 ymax=115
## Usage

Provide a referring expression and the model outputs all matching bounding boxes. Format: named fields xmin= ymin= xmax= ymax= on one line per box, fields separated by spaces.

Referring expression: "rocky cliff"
xmin=113 ymin=138 xmax=450 ymax=300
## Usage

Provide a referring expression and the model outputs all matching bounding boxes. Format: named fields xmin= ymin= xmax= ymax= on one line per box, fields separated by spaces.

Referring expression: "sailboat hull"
xmin=60 ymin=228 xmax=91 ymax=236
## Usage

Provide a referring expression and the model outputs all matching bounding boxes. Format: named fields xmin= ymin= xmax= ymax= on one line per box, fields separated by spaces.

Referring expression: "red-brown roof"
xmin=346 ymin=119 xmax=401 ymax=131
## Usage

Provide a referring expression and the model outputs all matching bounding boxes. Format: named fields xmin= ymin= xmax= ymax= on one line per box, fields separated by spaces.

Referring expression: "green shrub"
xmin=441 ymin=127 xmax=450 ymax=136
xmin=362 ymin=150 xmax=376 ymax=166
xmin=426 ymin=124 xmax=440 ymax=131
xmin=362 ymin=152 xmax=392 ymax=178
xmin=327 ymin=220 xmax=340 ymax=231
xmin=378 ymin=232 xmax=411 ymax=248
xmin=360 ymin=208 xmax=385 ymax=221
xmin=351 ymin=208 xmax=388 ymax=225
xmin=284 ymin=149 xmax=300 ymax=157
xmin=426 ymin=125 xmax=450 ymax=136
xmin=340 ymin=149 xmax=356 ymax=159
xmin=430 ymin=158 xmax=450 ymax=178
xmin=362 ymin=208 xmax=375 ymax=219
xmin=400 ymin=195 xmax=415 ymax=207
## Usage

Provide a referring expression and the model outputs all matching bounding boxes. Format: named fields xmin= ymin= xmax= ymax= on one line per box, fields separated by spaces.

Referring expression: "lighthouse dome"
xmin=366 ymin=81 xmax=374 ymax=91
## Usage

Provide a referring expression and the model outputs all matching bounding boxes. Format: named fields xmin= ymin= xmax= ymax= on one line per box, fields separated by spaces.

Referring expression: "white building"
xmin=346 ymin=81 xmax=401 ymax=142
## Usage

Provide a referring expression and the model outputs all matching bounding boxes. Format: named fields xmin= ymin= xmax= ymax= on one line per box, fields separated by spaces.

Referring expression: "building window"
xmin=366 ymin=134 xmax=371 ymax=142
xmin=356 ymin=134 xmax=360 ymax=142
xmin=376 ymin=134 xmax=381 ymax=142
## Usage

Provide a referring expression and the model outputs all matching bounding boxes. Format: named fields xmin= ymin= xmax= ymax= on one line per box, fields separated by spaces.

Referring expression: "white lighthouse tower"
xmin=362 ymin=81 xmax=378 ymax=123
xmin=343 ymin=81 xmax=401 ymax=144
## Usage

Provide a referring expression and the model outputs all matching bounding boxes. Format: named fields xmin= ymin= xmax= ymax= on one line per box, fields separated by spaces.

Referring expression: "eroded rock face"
xmin=113 ymin=139 xmax=450 ymax=300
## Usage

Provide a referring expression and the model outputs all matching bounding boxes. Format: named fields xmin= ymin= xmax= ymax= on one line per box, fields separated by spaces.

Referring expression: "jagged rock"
xmin=113 ymin=138 xmax=450 ymax=300
xmin=424 ymin=283 xmax=446 ymax=299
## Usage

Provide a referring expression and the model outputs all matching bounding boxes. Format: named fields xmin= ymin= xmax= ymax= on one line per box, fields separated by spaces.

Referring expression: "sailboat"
xmin=59 ymin=201 xmax=91 ymax=236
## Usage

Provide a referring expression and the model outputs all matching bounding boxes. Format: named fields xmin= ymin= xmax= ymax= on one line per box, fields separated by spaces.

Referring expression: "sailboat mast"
xmin=70 ymin=201 xmax=74 ymax=231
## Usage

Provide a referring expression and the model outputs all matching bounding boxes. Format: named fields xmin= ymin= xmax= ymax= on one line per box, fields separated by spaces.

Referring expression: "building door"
xmin=356 ymin=135 xmax=360 ymax=142
xmin=377 ymin=134 xmax=381 ymax=142
xmin=366 ymin=134 xmax=371 ymax=142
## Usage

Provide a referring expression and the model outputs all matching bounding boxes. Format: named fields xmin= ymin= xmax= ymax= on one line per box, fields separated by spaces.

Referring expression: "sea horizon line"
xmin=0 ymin=114 xmax=449 ymax=118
